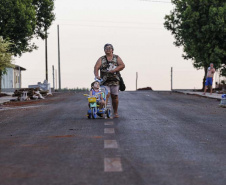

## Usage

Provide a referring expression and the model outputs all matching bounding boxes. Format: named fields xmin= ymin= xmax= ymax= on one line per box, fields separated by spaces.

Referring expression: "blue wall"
xmin=1 ymin=68 xmax=14 ymax=88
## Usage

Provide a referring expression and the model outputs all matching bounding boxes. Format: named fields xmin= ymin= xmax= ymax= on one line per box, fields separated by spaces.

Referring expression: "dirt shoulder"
xmin=1 ymin=92 xmax=76 ymax=107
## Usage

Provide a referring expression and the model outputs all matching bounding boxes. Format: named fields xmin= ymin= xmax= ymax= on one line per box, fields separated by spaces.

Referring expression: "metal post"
xmin=57 ymin=25 xmax=61 ymax=90
xmin=19 ymin=66 xmax=21 ymax=88
xmin=45 ymin=31 xmax=48 ymax=81
xmin=55 ymin=69 xmax=57 ymax=90
xmin=136 ymin=72 xmax=138 ymax=90
xmin=52 ymin=65 xmax=55 ymax=90
xmin=171 ymin=67 xmax=173 ymax=91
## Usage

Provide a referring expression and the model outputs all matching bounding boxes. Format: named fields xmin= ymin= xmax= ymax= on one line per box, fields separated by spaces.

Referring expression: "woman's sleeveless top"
xmin=100 ymin=55 xmax=120 ymax=86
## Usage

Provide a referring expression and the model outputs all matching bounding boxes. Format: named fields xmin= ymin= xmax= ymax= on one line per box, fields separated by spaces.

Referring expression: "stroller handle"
xmin=94 ymin=77 xmax=104 ymax=83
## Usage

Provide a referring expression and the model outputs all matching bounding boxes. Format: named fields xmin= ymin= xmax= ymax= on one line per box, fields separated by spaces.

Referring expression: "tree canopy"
xmin=164 ymin=0 xmax=226 ymax=88
xmin=0 ymin=37 xmax=14 ymax=73
xmin=0 ymin=0 xmax=55 ymax=56
xmin=0 ymin=37 xmax=14 ymax=91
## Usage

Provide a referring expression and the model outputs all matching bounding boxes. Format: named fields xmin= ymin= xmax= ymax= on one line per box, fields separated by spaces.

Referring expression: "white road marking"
xmin=104 ymin=122 xmax=114 ymax=126
xmin=104 ymin=158 xmax=123 ymax=172
xmin=104 ymin=140 xmax=118 ymax=149
xmin=104 ymin=128 xmax=115 ymax=134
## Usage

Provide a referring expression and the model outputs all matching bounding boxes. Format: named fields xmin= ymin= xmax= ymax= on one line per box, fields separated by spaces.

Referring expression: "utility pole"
xmin=45 ymin=31 xmax=48 ymax=81
xmin=55 ymin=69 xmax=57 ymax=90
xmin=52 ymin=65 xmax=55 ymax=90
xmin=171 ymin=67 xmax=173 ymax=91
xmin=57 ymin=25 xmax=61 ymax=90
xmin=136 ymin=72 xmax=138 ymax=90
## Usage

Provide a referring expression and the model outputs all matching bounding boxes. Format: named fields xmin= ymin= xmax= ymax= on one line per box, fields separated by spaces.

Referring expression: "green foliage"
xmin=0 ymin=37 xmax=14 ymax=75
xmin=164 ymin=0 xmax=226 ymax=78
xmin=0 ymin=0 xmax=55 ymax=56
xmin=33 ymin=0 xmax=55 ymax=39
xmin=221 ymin=68 xmax=226 ymax=76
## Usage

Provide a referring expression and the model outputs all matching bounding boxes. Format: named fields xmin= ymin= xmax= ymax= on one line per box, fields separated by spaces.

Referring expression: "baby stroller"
xmin=84 ymin=80 xmax=111 ymax=119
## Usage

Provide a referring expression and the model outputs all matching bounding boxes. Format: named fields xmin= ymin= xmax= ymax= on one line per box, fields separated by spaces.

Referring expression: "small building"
xmin=1 ymin=65 xmax=26 ymax=89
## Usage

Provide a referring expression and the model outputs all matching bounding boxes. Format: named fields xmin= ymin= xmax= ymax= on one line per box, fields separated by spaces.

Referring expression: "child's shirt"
xmin=91 ymin=89 xmax=101 ymax=100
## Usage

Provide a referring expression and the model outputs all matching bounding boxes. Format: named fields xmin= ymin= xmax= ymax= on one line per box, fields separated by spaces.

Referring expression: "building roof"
xmin=15 ymin=65 xmax=26 ymax=71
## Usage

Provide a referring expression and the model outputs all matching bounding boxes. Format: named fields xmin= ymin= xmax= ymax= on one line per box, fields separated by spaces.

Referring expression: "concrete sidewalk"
xmin=0 ymin=93 xmax=17 ymax=105
xmin=173 ymin=90 xmax=222 ymax=100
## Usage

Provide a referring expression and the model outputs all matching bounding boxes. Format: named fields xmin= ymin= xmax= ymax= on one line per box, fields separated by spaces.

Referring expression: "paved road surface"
xmin=0 ymin=91 xmax=225 ymax=185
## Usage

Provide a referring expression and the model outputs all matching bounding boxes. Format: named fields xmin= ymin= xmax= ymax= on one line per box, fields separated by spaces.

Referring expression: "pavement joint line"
xmin=0 ymin=105 xmax=45 ymax=111
xmin=104 ymin=128 xmax=115 ymax=134
xmin=104 ymin=158 xmax=123 ymax=172
xmin=104 ymin=140 xmax=118 ymax=149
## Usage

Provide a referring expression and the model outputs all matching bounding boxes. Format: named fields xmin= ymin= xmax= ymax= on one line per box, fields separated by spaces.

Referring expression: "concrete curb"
xmin=173 ymin=90 xmax=222 ymax=100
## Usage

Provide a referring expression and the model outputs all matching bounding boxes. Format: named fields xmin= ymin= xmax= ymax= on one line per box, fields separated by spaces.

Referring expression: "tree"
xmin=164 ymin=0 xmax=226 ymax=89
xmin=32 ymin=0 xmax=55 ymax=39
xmin=0 ymin=0 xmax=55 ymax=56
xmin=0 ymin=37 xmax=14 ymax=92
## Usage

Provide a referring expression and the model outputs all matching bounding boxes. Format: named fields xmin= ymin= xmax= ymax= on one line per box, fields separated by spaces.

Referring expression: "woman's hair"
xmin=104 ymin=43 xmax=114 ymax=51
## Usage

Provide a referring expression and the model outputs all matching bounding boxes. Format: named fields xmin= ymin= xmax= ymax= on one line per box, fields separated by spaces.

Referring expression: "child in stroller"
xmin=90 ymin=81 xmax=105 ymax=109
xmin=84 ymin=80 xmax=111 ymax=119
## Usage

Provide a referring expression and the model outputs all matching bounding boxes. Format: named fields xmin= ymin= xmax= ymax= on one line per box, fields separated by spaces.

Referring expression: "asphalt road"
xmin=0 ymin=91 xmax=225 ymax=185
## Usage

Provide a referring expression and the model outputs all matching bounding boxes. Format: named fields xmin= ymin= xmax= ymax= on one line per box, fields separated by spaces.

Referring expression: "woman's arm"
xmin=94 ymin=58 xmax=102 ymax=79
xmin=109 ymin=56 xmax=125 ymax=73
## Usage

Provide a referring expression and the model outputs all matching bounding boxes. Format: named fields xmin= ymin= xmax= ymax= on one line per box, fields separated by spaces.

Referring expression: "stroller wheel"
xmin=107 ymin=109 xmax=111 ymax=118
xmin=87 ymin=110 xmax=91 ymax=119
xmin=91 ymin=108 xmax=97 ymax=119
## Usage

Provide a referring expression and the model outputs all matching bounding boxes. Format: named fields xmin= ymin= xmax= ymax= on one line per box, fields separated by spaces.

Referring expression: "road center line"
xmin=104 ymin=158 xmax=123 ymax=172
xmin=104 ymin=140 xmax=118 ymax=148
xmin=104 ymin=122 xmax=114 ymax=126
xmin=104 ymin=128 xmax=115 ymax=134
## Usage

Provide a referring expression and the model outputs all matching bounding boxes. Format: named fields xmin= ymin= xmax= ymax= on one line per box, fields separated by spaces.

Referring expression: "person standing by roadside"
xmin=203 ymin=63 xmax=215 ymax=95
xmin=94 ymin=44 xmax=125 ymax=118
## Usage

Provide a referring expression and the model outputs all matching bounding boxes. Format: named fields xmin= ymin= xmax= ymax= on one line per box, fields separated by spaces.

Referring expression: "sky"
xmin=15 ymin=0 xmax=222 ymax=90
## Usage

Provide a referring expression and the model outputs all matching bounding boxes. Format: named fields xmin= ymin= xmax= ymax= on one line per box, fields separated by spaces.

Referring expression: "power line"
xmin=139 ymin=0 xmax=171 ymax=3
xmin=57 ymin=19 xmax=164 ymax=26
xmin=52 ymin=22 xmax=165 ymax=30
xmin=58 ymin=0 xmax=172 ymax=2
xmin=53 ymin=19 xmax=166 ymax=30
